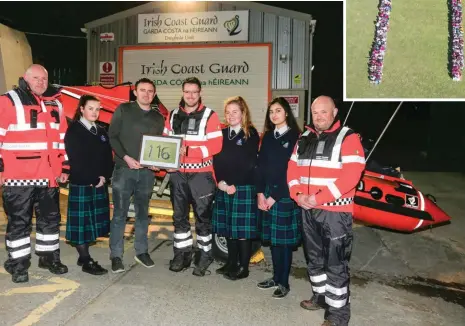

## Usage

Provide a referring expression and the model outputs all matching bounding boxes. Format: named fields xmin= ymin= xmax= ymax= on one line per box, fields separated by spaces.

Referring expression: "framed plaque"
xmin=138 ymin=135 xmax=183 ymax=169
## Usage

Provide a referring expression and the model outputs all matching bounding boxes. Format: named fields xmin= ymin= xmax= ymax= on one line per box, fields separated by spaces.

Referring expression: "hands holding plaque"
xmin=165 ymin=145 xmax=187 ymax=172
xmin=124 ymin=155 xmax=159 ymax=170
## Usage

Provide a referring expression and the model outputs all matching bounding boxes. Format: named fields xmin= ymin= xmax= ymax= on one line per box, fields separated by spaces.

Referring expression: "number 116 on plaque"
xmin=138 ymin=135 xmax=183 ymax=169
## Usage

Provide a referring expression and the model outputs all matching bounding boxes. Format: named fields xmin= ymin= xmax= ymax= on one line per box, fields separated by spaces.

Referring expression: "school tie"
xmin=230 ymin=130 xmax=236 ymax=137
xmin=275 ymin=131 xmax=280 ymax=138
xmin=90 ymin=126 xmax=97 ymax=134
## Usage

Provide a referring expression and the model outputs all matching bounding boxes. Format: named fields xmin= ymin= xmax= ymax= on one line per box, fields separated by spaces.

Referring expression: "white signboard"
xmin=282 ymin=95 xmax=299 ymax=118
xmin=138 ymin=11 xmax=249 ymax=43
xmin=119 ymin=44 xmax=270 ymax=129
xmin=100 ymin=32 xmax=114 ymax=42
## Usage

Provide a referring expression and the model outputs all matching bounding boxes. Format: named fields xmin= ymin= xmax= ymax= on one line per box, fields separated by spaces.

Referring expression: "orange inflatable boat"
xmin=353 ymin=170 xmax=451 ymax=232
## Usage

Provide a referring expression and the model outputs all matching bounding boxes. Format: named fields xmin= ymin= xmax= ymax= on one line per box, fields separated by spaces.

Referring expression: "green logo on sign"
xmin=224 ymin=15 xmax=241 ymax=36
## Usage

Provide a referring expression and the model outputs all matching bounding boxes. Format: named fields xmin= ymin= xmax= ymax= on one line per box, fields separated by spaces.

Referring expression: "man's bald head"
xmin=312 ymin=96 xmax=336 ymax=110
xmin=311 ymin=96 xmax=338 ymax=132
xmin=24 ymin=64 xmax=48 ymax=96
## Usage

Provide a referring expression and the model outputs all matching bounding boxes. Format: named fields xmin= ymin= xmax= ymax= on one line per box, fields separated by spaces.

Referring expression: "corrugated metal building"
xmin=84 ymin=1 xmax=316 ymax=126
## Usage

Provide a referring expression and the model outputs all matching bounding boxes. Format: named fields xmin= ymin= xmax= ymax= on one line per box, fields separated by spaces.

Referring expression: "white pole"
xmin=343 ymin=101 xmax=355 ymax=126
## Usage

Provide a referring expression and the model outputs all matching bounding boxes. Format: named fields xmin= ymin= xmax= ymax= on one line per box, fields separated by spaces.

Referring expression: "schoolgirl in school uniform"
xmin=64 ymin=95 xmax=114 ymax=275
xmin=255 ymin=97 xmax=302 ymax=298
xmin=212 ymin=96 xmax=260 ymax=280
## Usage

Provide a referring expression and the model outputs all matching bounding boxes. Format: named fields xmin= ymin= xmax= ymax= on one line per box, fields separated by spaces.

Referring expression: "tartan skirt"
xmin=259 ymin=185 xmax=302 ymax=247
xmin=66 ymin=184 xmax=110 ymax=245
xmin=212 ymin=185 xmax=258 ymax=239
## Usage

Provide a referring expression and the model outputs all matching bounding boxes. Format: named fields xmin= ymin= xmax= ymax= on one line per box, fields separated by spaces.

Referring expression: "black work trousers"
xmin=3 ymin=186 xmax=62 ymax=274
xmin=169 ymin=171 xmax=216 ymax=258
xmin=302 ymin=208 xmax=353 ymax=326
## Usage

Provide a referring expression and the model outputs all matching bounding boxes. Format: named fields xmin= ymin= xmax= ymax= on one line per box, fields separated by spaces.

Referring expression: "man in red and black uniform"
xmin=287 ymin=96 xmax=365 ymax=326
xmin=163 ymin=77 xmax=223 ymax=276
xmin=0 ymin=64 xmax=69 ymax=283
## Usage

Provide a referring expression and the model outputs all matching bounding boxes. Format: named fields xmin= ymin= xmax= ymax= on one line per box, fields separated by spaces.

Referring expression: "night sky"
xmin=0 ymin=1 xmax=463 ymax=171
xmin=0 ymin=1 xmax=342 ymax=100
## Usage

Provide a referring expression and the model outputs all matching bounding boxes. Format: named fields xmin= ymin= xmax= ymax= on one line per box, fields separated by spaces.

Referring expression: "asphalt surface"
xmin=0 ymin=172 xmax=464 ymax=326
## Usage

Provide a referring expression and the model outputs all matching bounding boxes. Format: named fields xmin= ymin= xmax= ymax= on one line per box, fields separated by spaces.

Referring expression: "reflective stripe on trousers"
xmin=301 ymin=208 xmax=353 ymax=326
xmin=3 ymin=186 xmax=61 ymax=273
xmin=169 ymin=171 xmax=215 ymax=255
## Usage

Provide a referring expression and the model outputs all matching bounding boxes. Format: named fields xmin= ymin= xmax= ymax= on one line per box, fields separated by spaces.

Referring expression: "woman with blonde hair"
xmin=212 ymin=96 xmax=260 ymax=280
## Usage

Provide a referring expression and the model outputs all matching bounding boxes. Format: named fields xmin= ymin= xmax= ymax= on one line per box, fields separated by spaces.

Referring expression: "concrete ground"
xmin=0 ymin=172 xmax=464 ymax=326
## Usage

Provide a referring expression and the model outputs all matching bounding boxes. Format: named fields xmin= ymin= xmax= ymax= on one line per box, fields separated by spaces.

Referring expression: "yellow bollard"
xmin=250 ymin=248 xmax=265 ymax=264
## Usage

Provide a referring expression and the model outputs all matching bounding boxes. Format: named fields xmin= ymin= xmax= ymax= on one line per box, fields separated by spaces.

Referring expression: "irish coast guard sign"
xmin=138 ymin=11 xmax=249 ymax=43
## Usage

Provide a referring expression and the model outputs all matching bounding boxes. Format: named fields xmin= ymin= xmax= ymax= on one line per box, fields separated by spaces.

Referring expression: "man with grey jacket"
xmin=108 ymin=78 xmax=165 ymax=273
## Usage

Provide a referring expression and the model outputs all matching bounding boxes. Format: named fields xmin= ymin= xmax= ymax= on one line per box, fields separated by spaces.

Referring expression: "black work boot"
xmin=193 ymin=252 xmax=213 ymax=277
xmin=169 ymin=251 xmax=192 ymax=272
xmin=38 ymin=256 xmax=68 ymax=274
xmin=12 ymin=271 xmax=29 ymax=283
xmin=300 ymin=295 xmax=326 ymax=311
xmin=216 ymin=238 xmax=238 ymax=275
xmin=224 ymin=239 xmax=251 ymax=280
xmin=4 ymin=260 xmax=15 ymax=275
xmin=5 ymin=259 xmax=30 ymax=283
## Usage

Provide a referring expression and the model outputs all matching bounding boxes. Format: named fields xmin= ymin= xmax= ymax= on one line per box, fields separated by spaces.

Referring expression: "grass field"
xmin=346 ymin=0 xmax=465 ymax=99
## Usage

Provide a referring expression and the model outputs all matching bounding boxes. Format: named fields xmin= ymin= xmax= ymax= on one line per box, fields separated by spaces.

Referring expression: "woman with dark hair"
xmin=64 ymin=95 xmax=114 ymax=275
xmin=262 ymin=97 xmax=301 ymax=135
xmin=255 ymin=97 xmax=302 ymax=298
xmin=212 ymin=96 xmax=260 ymax=281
